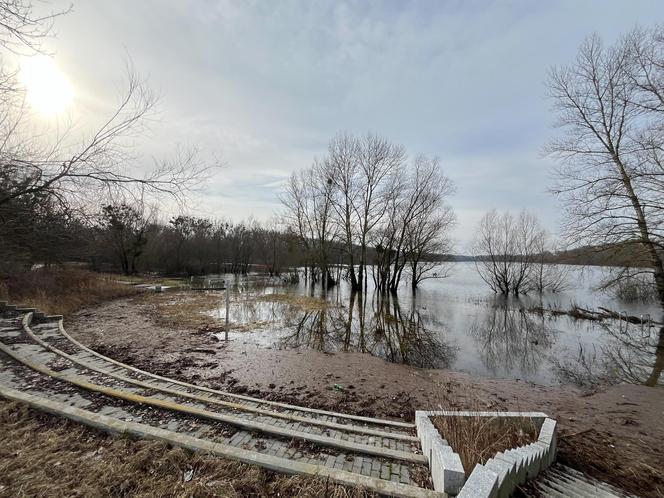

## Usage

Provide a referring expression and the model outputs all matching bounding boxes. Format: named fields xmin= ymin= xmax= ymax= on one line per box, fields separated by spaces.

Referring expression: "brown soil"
xmin=432 ymin=415 xmax=539 ymax=475
xmin=0 ymin=400 xmax=374 ymax=498
xmin=65 ymin=293 xmax=664 ymax=498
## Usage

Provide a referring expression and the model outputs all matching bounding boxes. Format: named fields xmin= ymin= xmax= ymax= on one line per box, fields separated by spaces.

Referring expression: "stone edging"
xmin=0 ymin=336 xmax=425 ymax=464
xmin=2 ymin=301 xmax=413 ymax=428
xmin=415 ymin=411 xmax=465 ymax=495
xmin=416 ymin=411 xmax=557 ymax=498
xmin=0 ymin=385 xmax=445 ymax=498
xmin=53 ymin=313 xmax=415 ymax=428
xmin=22 ymin=315 xmax=416 ymax=442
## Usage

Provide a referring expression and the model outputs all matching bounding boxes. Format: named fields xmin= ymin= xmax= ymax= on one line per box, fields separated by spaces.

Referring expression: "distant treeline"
xmin=451 ymin=243 xmax=655 ymax=268
xmin=0 ymin=195 xmax=652 ymax=277
xmin=0 ymin=197 xmax=445 ymax=277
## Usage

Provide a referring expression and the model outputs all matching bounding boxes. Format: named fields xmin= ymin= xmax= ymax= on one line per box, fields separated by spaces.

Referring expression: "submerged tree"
xmin=472 ymin=210 xmax=551 ymax=295
xmin=281 ymin=161 xmax=337 ymax=287
xmin=281 ymin=133 xmax=455 ymax=293
xmin=373 ymin=155 xmax=455 ymax=292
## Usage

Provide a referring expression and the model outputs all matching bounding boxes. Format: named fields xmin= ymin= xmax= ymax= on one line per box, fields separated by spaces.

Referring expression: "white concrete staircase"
xmin=525 ymin=464 xmax=637 ymax=497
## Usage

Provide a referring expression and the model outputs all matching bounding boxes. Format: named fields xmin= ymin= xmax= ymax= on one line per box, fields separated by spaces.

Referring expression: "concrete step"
xmin=24 ymin=313 xmax=415 ymax=437
xmin=547 ymin=469 xmax=618 ymax=497
xmin=0 ymin=314 xmax=437 ymax=496
xmin=526 ymin=463 xmax=632 ymax=498
xmin=41 ymin=312 xmax=414 ymax=430
xmin=0 ymin=338 xmax=424 ymax=464
xmin=0 ymin=382 xmax=440 ymax=498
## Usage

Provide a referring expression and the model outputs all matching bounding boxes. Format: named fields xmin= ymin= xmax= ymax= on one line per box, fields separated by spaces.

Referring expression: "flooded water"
xmin=210 ymin=263 xmax=663 ymax=387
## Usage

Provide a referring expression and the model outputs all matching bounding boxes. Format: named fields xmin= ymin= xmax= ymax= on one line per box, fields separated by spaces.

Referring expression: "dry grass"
xmin=432 ymin=415 xmax=539 ymax=476
xmin=255 ymin=293 xmax=329 ymax=311
xmin=0 ymin=400 xmax=375 ymax=498
xmin=0 ymin=268 xmax=141 ymax=316
xmin=139 ymin=292 xmax=223 ymax=329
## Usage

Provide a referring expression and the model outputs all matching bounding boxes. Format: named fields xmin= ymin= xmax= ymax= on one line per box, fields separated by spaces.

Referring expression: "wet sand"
xmin=66 ymin=294 xmax=664 ymax=497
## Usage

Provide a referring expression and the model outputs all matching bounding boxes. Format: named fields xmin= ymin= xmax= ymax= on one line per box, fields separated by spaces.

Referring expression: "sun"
xmin=20 ymin=55 xmax=74 ymax=115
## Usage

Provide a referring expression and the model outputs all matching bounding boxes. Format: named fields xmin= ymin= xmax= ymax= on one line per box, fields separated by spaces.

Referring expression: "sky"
xmin=24 ymin=0 xmax=664 ymax=250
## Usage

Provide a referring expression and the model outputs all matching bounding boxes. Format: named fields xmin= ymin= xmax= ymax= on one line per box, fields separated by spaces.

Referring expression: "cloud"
xmin=40 ymin=0 xmax=664 ymax=242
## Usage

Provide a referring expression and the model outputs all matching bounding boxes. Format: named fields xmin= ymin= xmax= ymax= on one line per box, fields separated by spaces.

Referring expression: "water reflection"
xmin=552 ymin=319 xmax=664 ymax=387
xmin=469 ymin=298 xmax=555 ymax=379
xmin=277 ymin=292 xmax=457 ymax=369
xmin=211 ymin=263 xmax=664 ymax=386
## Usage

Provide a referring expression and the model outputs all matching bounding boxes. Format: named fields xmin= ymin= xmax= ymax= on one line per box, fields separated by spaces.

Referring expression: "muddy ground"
xmin=66 ymin=291 xmax=664 ymax=497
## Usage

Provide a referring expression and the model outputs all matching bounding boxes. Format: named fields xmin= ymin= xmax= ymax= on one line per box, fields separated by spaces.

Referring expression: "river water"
xmin=212 ymin=263 xmax=663 ymax=387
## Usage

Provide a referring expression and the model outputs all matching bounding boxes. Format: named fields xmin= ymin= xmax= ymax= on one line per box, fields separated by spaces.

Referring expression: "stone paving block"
xmin=352 ymin=456 xmax=363 ymax=473
xmin=380 ymin=464 xmax=391 ymax=480
xmin=323 ymin=454 xmax=335 ymax=468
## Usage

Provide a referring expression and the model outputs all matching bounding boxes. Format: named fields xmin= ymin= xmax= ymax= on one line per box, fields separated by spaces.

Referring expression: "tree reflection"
xmin=552 ymin=320 xmax=664 ymax=387
xmin=279 ymin=291 xmax=457 ymax=368
xmin=469 ymin=298 xmax=554 ymax=378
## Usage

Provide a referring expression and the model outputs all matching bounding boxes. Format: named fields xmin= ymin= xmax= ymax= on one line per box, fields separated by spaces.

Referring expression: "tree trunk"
xmin=646 ymin=326 xmax=664 ymax=386
xmin=613 ymin=153 xmax=664 ymax=310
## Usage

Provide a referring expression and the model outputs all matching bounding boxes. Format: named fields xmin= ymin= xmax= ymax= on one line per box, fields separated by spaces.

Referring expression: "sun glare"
xmin=20 ymin=55 xmax=74 ymax=115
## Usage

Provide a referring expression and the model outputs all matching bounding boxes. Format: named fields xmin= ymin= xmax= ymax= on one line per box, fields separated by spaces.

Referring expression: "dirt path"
xmin=66 ymin=293 xmax=664 ymax=497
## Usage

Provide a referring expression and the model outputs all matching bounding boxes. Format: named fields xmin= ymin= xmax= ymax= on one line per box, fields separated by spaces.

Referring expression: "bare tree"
xmin=404 ymin=157 xmax=455 ymax=290
xmin=282 ymin=135 xmax=454 ymax=293
xmin=0 ymin=1 xmax=216 ymax=219
xmin=374 ymin=155 xmax=455 ymax=292
xmin=326 ymin=133 xmax=361 ymax=288
xmin=530 ymin=232 xmax=569 ymax=293
xmin=547 ymin=27 xmax=664 ymax=309
xmin=354 ymin=133 xmax=406 ymax=291
xmin=322 ymin=132 xmax=407 ymax=291
xmin=0 ymin=0 xmax=70 ymax=54
xmin=472 ymin=210 xmax=547 ymax=295
xmin=281 ymin=161 xmax=337 ymax=286
xmin=1 ymin=69 xmax=214 ymax=210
